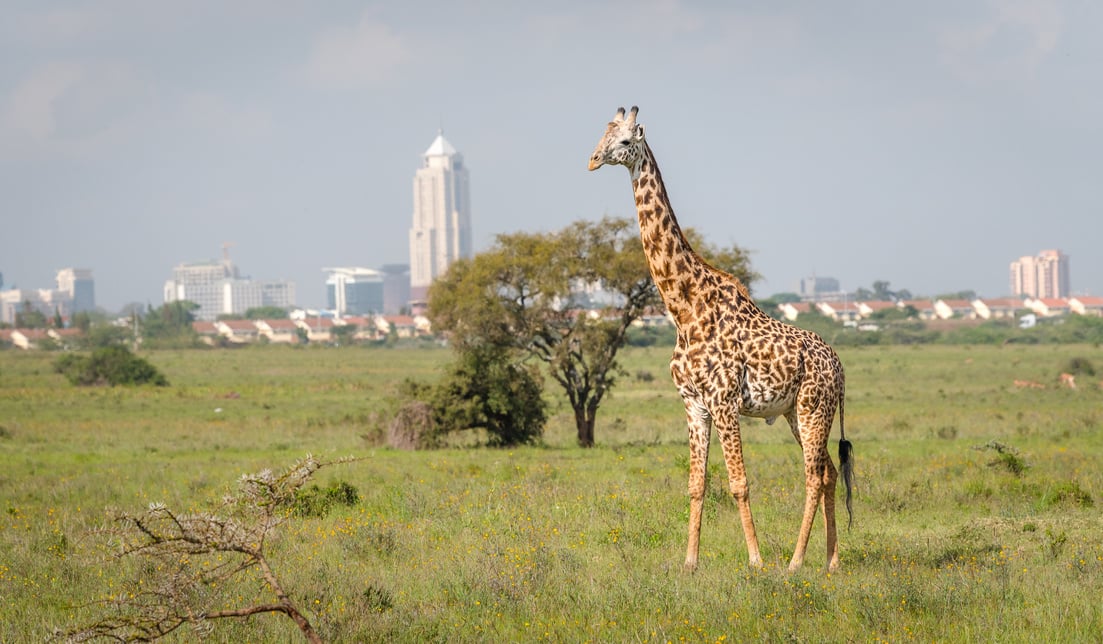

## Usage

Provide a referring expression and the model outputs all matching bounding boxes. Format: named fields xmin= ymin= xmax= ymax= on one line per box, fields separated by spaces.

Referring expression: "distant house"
xmin=296 ymin=316 xmax=337 ymax=342
xmin=337 ymin=316 xmax=382 ymax=341
xmin=1069 ymin=296 xmax=1103 ymax=317
xmin=897 ymin=300 xmax=938 ymax=321
xmin=777 ymin=301 xmax=813 ymax=322
xmin=857 ymin=301 xmax=897 ymax=318
xmin=815 ymin=300 xmax=861 ymax=323
xmin=255 ymin=318 xmax=300 ymax=343
xmin=973 ymin=298 xmax=1023 ymax=320
xmin=191 ymin=321 xmax=220 ymax=344
xmin=382 ymin=315 xmax=419 ymax=338
xmin=216 ymin=319 xmax=260 ymax=344
xmin=934 ymin=299 xmax=976 ymax=320
xmin=48 ymin=328 xmax=83 ymax=348
xmin=9 ymin=329 xmax=50 ymax=350
xmin=1025 ymin=297 xmax=1070 ymax=317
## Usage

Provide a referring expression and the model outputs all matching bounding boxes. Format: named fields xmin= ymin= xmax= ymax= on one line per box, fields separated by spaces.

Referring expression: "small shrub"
xmin=973 ymin=440 xmax=1027 ymax=476
xmin=1039 ymin=481 xmax=1094 ymax=509
xmin=1045 ymin=528 xmax=1068 ymax=559
xmin=1063 ymin=356 xmax=1096 ymax=377
xmin=361 ymin=585 xmax=394 ymax=612
xmin=53 ymin=346 xmax=168 ymax=386
xmin=292 ymin=480 xmax=361 ymax=518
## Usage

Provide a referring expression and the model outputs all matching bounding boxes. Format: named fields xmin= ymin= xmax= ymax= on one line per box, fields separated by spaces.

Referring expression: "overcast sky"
xmin=2 ymin=1 xmax=1100 ymax=312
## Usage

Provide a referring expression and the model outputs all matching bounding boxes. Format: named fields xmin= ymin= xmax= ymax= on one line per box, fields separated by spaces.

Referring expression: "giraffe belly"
xmin=739 ymin=378 xmax=796 ymax=419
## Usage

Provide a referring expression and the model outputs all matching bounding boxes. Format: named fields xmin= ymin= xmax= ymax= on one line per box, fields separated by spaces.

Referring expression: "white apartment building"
xmin=409 ymin=130 xmax=472 ymax=301
xmin=164 ymin=255 xmax=294 ymax=321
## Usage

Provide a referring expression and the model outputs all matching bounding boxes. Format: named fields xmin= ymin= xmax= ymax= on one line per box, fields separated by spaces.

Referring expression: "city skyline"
xmin=0 ymin=244 xmax=1089 ymax=320
xmin=3 ymin=3 xmax=1101 ymax=311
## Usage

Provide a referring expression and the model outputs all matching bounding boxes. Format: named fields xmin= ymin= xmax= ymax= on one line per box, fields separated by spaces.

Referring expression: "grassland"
xmin=1 ymin=343 xmax=1101 ymax=642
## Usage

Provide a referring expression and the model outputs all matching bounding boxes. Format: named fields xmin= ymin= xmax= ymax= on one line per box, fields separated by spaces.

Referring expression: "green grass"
xmin=2 ymin=343 xmax=1102 ymax=642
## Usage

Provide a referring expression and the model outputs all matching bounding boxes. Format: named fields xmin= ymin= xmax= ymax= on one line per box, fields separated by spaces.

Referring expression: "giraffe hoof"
xmin=683 ymin=560 xmax=698 ymax=574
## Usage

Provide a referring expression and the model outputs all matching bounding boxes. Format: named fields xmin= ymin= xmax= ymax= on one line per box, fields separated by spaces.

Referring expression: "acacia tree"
xmin=429 ymin=217 xmax=757 ymax=447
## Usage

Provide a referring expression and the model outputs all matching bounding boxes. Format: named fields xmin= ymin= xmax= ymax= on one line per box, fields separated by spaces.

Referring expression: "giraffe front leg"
xmin=715 ymin=410 xmax=762 ymax=569
xmin=683 ymin=401 xmax=710 ymax=573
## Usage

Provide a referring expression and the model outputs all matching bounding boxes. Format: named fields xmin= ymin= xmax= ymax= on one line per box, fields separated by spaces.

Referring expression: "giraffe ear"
xmin=634 ymin=124 xmax=645 ymax=140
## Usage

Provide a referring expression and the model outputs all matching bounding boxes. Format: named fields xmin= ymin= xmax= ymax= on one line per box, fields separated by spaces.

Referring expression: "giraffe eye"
xmin=619 ymin=139 xmax=630 ymax=145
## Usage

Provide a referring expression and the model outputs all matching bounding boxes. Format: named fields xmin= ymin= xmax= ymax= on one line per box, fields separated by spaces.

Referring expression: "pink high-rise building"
xmin=1010 ymin=249 xmax=1069 ymax=298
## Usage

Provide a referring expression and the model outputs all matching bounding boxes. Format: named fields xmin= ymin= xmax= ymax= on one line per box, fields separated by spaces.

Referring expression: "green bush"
xmin=399 ymin=344 xmax=547 ymax=447
xmin=53 ymin=346 xmax=168 ymax=386
xmin=292 ymin=480 xmax=361 ymax=518
xmin=1063 ymin=356 xmax=1096 ymax=377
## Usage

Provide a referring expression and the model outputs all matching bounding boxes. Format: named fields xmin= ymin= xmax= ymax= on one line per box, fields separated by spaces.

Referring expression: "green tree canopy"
xmin=245 ymin=306 xmax=290 ymax=320
xmin=141 ymin=301 xmax=200 ymax=348
xmin=15 ymin=301 xmax=48 ymax=329
xmin=429 ymin=216 xmax=757 ymax=447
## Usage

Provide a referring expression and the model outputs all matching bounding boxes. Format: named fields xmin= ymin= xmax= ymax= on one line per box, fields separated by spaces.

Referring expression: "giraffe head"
xmin=588 ymin=106 xmax=645 ymax=172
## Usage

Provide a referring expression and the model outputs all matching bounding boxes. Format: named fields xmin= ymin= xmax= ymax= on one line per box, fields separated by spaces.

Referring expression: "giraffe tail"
xmin=838 ymin=383 xmax=854 ymax=530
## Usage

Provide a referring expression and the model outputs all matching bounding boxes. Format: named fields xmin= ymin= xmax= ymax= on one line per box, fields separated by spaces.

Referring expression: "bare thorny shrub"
xmin=57 ymin=455 xmax=358 ymax=643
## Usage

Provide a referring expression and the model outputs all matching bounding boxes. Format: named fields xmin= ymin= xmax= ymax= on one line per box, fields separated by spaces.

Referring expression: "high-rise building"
xmin=1010 ymin=249 xmax=1069 ymax=299
xmin=164 ymin=251 xmax=294 ymax=320
xmin=799 ymin=276 xmax=841 ymax=301
xmin=325 ymin=267 xmax=384 ymax=316
xmin=380 ymin=264 xmax=411 ymax=315
xmin=0 ymin=268 xmax=93 ymax=325
xmin=409 ymin=130 xmax=472 ymax=301
xmin=56 ymin=268 xmax=95 ymax=313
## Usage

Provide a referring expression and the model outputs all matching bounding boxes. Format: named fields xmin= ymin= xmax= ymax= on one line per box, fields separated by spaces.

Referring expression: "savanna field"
xmin=1 ymin=343 xmax=1102 ymax=642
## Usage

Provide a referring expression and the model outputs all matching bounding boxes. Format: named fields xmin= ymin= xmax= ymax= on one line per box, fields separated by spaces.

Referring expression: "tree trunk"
xmin=574 ymin=407 xmax=595 ymax=448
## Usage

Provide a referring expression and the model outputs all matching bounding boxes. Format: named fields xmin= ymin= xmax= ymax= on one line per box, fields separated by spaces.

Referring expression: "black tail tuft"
xmin=838 ymin=439 xmax=854 ymax=530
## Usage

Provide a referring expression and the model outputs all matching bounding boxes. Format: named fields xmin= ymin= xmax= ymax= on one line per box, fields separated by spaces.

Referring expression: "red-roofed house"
xmin=9 ymin=328 xmax=50 ymax=350
xmin=1069 ymin=296 xmax=1103 ymax=317
xmin=934 ymin=299 xmax=977 ymax=320
xmin=897 ymin=300 xmax=937 ymax=320
xmin=973 ymin=298 xmax=1024 ymax=320
xmin=48 ymin=328 xmax=83 ymax=348
xmin=777 ymin=301 xmax=812 ymax=322
xmin=816 ymin=300 xmax=861 ymax=322
xmin=256 ymin=318 xmax=300 ymax=343
xmin=382 ymin=315 xmax=418 ymax=338
xmin=216 ymin=319 xmax=261 ymax=343
xmin=1025 ymin=298 xmax=1070 ymax=317
xmin=857 ymin=301 xmax=897 ymax=318
xmin=192 ymin=321 xmax=220 ymax=345
xmin=296 ymin=316 xmax=337 ymax=342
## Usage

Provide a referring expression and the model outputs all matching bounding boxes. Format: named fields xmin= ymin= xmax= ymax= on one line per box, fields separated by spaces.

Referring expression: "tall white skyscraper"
xmin=409 ymin=130 xmax=472 ymax=301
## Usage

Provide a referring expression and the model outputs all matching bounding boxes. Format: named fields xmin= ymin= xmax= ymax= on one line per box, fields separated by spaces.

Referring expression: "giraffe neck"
xmin=631 ymin=142 xmax=705 ymax=323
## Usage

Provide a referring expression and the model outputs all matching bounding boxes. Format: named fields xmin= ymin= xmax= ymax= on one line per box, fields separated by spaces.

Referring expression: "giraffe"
xmin=588 ymin=106 xmax=854 ymax=572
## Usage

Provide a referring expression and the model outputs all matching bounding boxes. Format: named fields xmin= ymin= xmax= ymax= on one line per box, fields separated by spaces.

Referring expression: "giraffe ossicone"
xmin=589 ymin=105 xmax=854 ymax=573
